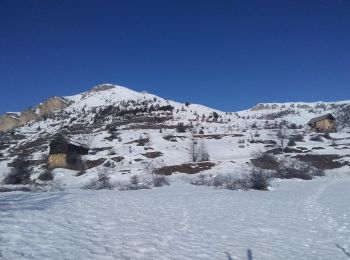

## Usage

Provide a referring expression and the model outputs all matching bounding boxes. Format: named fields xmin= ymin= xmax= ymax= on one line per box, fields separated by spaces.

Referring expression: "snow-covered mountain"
xmin=0 ymin=83 xmax=349 ymax=187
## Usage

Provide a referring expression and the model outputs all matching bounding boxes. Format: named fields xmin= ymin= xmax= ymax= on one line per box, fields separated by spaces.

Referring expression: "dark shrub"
xmin=153 ymin=175 xmax=169 ymax=187
xmin=3 ymin=155 xmax=31 ymax=185
xmin=250 ymin=152 xmax=279 ymax=170
xmin=38 ymin=170 xmax=54 ymax=181
xmin=291 ymin=134 xmax=304 ymax=142
xmin=212 ymin=112 xmax=219 ymax=121
xmin=176 ymin=122 xmax=186 ymax=133
xmin=289 ymin=123 xmax=298 ymax=129
xmin=323 ymin=133 xmax=332 ymax=139
xmin=245 ymin=167 xmax=271 ymax=190
xmin=310 ymin=135 xmax=323 ymax=142
xmin=275 ymin=158 xmax=324 ymax=180
xmin=287 ymin=138 xmax=296 ymax=147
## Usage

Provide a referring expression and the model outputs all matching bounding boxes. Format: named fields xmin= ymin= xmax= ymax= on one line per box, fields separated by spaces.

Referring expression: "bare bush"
xmin=277 ymin=125 xmax=288 ymax=152
xmin=83 ymin=169 xmax=115 ymax=190
xmin=190 ymin=168 xmax=270 ymax=191
xmin=153 ymin=175 xmax=169 ymax=187
xmin=211 ymin=174 xmax=226 ymax=187
xmin=189 ymin=133 xmax=210 ymax=162
xmin=190 ymin=174 xmax=209 ymax=186
xmin=119 ymin=175 xmax=151 ymax=191
xmin=213 ymin=174 xmax=251 ymax=191
xmin=189 ymin=133 xmax=198 ymax=162
xmin=144 ymin=162 xmax=169 ymax=187
xmin=198 ymin=138 xmax=210 ymax=161
xmin=244 ymin=167 xmax=271 ymax=190
xmin=29 ymin=179 xmax=65 ymax=192
xmin=275 ymin=158 xmax=324 ymax=180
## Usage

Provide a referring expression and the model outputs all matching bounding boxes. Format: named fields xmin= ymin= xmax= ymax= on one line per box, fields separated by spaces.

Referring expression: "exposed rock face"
xmin=0 ymin=96 xmax=71 ymax=132
xmin=250 ymin=104 xmax=277 ymax=111
xmin=0 ymin=113 xmax=20 ymax=132
xmin=89 ymin=84 xmax=115 ymax=93
xmin=19 ymin=109 xmax=38 ymax=125
xmin=0 ymin=109 xmax=38 ymax=132
xmin=81 ymin=84 xmax=116 ymax=99
xmin=38 ymin=97 xmax=70 ymax=117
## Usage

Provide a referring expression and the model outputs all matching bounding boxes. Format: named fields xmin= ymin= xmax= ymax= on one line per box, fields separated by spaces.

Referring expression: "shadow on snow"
xmin=0 ymin=192 xmax=67 ymax=212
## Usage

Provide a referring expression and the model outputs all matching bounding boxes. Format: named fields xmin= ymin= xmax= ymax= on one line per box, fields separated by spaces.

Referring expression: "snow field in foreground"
xmin=0 ymin=175 xmax=350 ymax=260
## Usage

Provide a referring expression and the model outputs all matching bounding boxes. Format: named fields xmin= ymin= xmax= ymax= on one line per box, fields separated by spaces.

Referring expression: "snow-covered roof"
xmin=307 ymin=113 xmax=335 ymax=125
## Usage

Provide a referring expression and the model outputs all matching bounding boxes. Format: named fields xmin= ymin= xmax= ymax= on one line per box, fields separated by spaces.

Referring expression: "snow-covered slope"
xmin=0 ymin=83 xmax=349 ymax=187
xmin=236 ymin=100 xmax=350 ymax=127
xmin=0 ymin=83 xmax=350 ymax=260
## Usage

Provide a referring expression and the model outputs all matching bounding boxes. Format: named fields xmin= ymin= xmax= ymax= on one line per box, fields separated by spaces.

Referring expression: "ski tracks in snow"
xmin=304 ymin=177 xmax=350 ymax=258
xmin=1 ymin=177 xmax=350 ymax=260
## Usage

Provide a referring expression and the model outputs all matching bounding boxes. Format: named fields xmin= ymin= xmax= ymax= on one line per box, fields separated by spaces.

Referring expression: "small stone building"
xmin=307 ymin=113 xmax=336 ymax=132
xmin=48 ymin=136 xmax=89 ymax=169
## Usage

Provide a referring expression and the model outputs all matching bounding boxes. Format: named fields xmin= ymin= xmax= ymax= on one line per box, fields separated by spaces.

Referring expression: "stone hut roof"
xmin=307 ymin=113 xmax=335 ymax=125
xmin=49 ymin=135 xmax=89 ymax=155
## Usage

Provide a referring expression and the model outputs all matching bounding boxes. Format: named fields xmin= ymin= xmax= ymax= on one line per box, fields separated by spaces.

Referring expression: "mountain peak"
xmin=89 ymin=84 xmax=116 ymax=93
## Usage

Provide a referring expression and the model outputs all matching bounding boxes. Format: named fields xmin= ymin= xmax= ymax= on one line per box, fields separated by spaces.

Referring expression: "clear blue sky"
xmin=0 ymin=0 xmax=349 ymax=114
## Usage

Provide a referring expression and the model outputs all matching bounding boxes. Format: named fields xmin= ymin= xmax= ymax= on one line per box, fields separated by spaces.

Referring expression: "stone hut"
xmin=48 ymin=136 xmax=89 ymax=169
xmin=307 ymin=113 xmax=336 ymax=132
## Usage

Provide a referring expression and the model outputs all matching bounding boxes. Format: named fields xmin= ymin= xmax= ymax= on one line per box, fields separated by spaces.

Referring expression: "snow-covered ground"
xmin=1 ymin=84 xmax=350 ymax=259
xmin=1 ymin=174 xmax=349 ymax=260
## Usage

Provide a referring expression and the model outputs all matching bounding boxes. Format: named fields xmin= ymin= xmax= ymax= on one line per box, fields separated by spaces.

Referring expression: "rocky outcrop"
xmin=0 ymin=96 xmax=71 ymax=132
xmin=0 ymin=113 xmax=21 ymax=132
xmin=81 ymin=84 xmax=116 ymax=99
xmin=38 ymin=97 xmax=70 ymax=117
xmin=250 ymin=104 xmax=277 ymax=111
xmin=89 ymin=84 xmax=115 ymax=93
xmin=19 ymin=109 xmax=38 ymax=125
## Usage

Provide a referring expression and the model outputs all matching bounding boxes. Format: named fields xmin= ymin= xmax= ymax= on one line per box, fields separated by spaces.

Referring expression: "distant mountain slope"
xmin=0 ymin=83 xmax=349 ymax=187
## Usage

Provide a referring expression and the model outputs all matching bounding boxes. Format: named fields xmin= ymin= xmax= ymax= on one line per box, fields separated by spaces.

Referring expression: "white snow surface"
xmin=1 ymin=84 xmax=350 ymax=259
xmin=1 ymin=175 xmax=350 ymax=260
